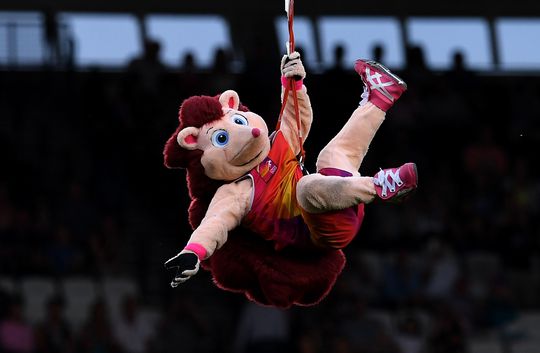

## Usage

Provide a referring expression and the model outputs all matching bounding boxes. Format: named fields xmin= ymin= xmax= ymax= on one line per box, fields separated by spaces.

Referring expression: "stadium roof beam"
xmin=1 ymin=0 xmax=540 ymax=17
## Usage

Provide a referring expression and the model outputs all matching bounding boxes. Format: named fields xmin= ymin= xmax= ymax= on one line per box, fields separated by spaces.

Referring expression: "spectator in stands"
xmin=296 ymin=331 xmax=322 ymax=353
xmin=422 ymin=238 xmax=460 ymax=302
xmin=329 ymin=336 xmax=353 ymax=353
xmin=0 ymin=186 xmax=17 ymax=274
xmin=127 ymin=39 xmax=166 ymax=98
xmin=405 ymin=45 xmax=427 ymax=73
xmin=35 ymin=296 xmax=74 ymax=353
xmin=42 ymin=8 xmax=61 ymax=67
xmin=444 ymin=50 xmax=477 ymax=94
xmin=61 ymin=181 xmax=96 ymax=242
xmin=448 ymin=277 xmax=476 ymax=333
xmin=148 ymin=294 xmax=211 ymax=353
xmin=0 ymin=289 xmax=10 ymax=320
xmin=208 ymin=47 xmax=237 ymax=92
xmin=78 ymin=299 xmax=120 ymax=353
xmin=177 ymin=51 xmax=203 ymax=100
xmin=341 ymin=254 xmax=378 ymax=304
xmin=233 ymin=301 xmax=291 ymax=353
xmin=180 ymin=52 xmax=197 ymax=73
xmin=403 ymin=45 xmax=432 ymax=90
xmin=507 ymin=75 xmax=540 ymax=137
xmin=112 ymin=295 xmax=155 ymax=353
xmin=47 ymin=225 xmax=83 ymax=275
xmin=327 ymin=44 xmax=346 ymax=74
xmin=424 ymin=304 xmax=466 ymax=353
xmin=392 ymin=312 xmax=425 ymax=353
xmin=481 ymin=276 xmax=518 ymax=331
xmin=89 ymin=216 xmax=124 ymax=275
xmin=125 ymin=38 xmax=167 ymax=136
xmin=0 ymin=295 xmax=35 ymax=353
xmin=371 ymin=44 xmax=385 ymax=63
xmin=463 ymin=126 xmax=508 ymax=183
xmin=333 ymin=297 xmax=394 ymax=353
xmin=381 ymin=250 xmax=422 ymax=308
xmin=212 ymin=47 xmax=232 ymax=74
xmin=498 ymin=158 xmax=537 ymax=266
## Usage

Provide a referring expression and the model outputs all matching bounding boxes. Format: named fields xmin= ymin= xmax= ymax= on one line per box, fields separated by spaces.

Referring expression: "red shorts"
xmin=301 ymin=168 xmax=365 ymax=249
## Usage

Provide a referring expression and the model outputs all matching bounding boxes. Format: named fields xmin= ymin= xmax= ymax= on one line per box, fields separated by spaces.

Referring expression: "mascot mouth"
xmin=236 ymin=150 xmax=263 ymax=167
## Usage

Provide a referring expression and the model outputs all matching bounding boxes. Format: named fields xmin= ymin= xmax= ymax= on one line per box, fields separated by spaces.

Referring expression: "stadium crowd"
xmin=1 ymin=39 xmax=539 ymax=353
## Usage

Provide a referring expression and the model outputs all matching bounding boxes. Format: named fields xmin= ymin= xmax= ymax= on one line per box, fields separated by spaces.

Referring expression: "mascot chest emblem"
xmin=258 ymin=157 xmax=278 ymax=183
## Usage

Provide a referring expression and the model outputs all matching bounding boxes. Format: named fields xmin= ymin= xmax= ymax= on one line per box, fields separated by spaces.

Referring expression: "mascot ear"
xmin=219 ymin=90 xmax=240 ymax=110
xmin=177 ymin=126 xmax=200 ymax=150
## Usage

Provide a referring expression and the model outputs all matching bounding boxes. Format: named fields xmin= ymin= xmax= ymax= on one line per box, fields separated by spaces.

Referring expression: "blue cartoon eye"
xmin=231 ymin=114 xmax=248 ymax=126
xmin=211 ymin=130 xmax=229 ymax=147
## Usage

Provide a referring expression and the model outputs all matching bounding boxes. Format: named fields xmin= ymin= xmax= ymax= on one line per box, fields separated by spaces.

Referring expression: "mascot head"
xmin=163 ymin=90 xmax=270 ymax=227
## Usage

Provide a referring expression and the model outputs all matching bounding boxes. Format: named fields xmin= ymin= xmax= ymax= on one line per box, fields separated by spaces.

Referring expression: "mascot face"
xmin=176 ymin=90 xmax=270 ymax=181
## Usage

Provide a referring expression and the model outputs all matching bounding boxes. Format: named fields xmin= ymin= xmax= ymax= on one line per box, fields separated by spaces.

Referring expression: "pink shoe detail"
xmin=354 ymin=60 xmax=407 ymax=112
xmin=373 ymin=163 xmax=418 ymax=202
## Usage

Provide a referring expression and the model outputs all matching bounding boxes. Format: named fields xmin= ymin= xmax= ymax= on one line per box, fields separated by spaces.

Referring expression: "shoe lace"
xmin=366 ymin=67 xmax=394 ymax=102
xmin=359 ymin=86 xmax=369 ymax=107
xmin=374 ymin=168 xmax=403 ymax=197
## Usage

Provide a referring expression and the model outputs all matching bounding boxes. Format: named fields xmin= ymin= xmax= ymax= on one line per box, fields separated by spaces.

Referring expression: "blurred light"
xmin=16 ymin=25 xmax=45 ymax=64
xmin=407 ymin=18 xmax=493 ymax=70
xmin=60 ymin=13 xmax=140 ymax=67
xmin=496 ymin=18 xmax=540 ymax=70
xmin=0 ymin=11 xmax=42 ymax=23
xmin=0 ymin=12 xmax=44 ymax=65
xmin=146 ymin=15 xmax=231 ymax=68
xmin=275 ymin=16 xmax=318 ymax=69
xmin=0 ymin=26 xmax=7 ymax=63
xmin=318 ymin=17 xmax=404 ymax=69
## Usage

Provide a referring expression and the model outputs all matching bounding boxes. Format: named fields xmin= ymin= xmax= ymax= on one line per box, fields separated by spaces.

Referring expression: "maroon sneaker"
xmin=373 ymin=163 xmax=418 ymax=202
xmin=354 ymin=59 xmax=407 ymax=112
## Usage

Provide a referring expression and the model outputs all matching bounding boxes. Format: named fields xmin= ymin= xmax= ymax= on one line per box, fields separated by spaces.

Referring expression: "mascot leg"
xmin=297 ymin=102 xmax=383 ymax=214
xmin=297 ymin=60 xmax=416 ymax=249
xmin=316 ymin=102 xmax=385 ymax=175
xmin=297 ymin=104 xmax=382 ymax=249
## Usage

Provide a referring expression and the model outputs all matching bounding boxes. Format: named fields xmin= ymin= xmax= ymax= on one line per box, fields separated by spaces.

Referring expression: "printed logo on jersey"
xmin=259 ymin=157 xmax=278 ymax=183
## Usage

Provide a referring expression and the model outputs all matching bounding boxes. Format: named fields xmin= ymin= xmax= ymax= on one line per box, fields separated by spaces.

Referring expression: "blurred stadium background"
xmin=1 ymin=1 xmax=540 ymax=352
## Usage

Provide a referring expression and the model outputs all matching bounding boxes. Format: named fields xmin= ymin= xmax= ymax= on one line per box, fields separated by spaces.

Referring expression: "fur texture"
xmin=163 ymin=95 xmax=249 ymax=228
xmin=203 ymin=229 xmax=346 ymax=308
xmin=165 ymin=93 xmax=346 ymax=307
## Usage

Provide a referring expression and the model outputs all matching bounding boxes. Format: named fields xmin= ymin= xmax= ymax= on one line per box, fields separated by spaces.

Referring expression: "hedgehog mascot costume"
xmin=163 ymin=52 xmax=418 ymax=308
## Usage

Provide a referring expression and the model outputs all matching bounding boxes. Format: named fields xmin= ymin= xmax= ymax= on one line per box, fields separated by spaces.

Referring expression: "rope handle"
xmin=276 ymin=0 xmax=305 ymax=162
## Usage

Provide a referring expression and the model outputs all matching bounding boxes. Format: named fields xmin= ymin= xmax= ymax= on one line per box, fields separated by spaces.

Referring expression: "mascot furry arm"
xmin=165 ymin=52 xmax=310 ymax=263
xmin=163 ymin=53 xmax=418 ymax=307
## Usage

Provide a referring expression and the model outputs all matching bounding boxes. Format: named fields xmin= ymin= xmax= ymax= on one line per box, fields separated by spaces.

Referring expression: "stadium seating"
xmin=20 ymin=277 xmax=57 ymax=324
xmin=465 ymin=252 xmax=501 ymax=299
xmin=61 ymin=277 xmax=98 ymax=331
xmin=102 ymin=276 xmax=139 ymax=321
xmin=0 ymin=277 xmax=16 ymax=293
